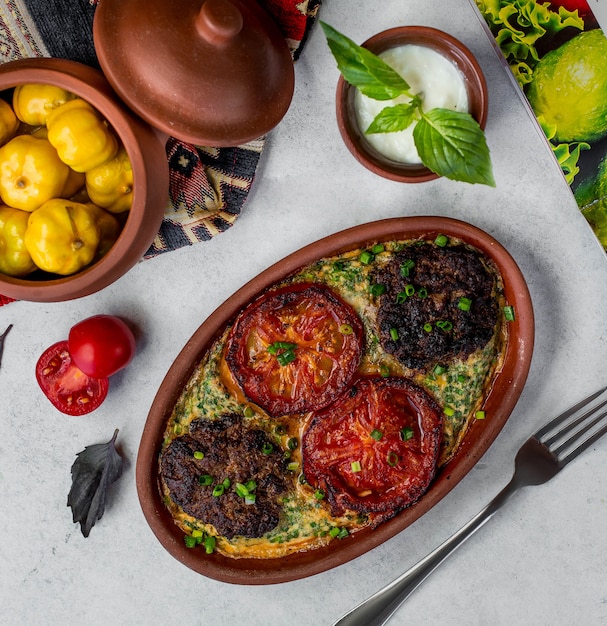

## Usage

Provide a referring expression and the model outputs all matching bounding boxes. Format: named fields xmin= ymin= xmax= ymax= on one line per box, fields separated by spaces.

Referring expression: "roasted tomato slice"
xmin=302 ymin=377 xmax=442 ymax=516
xmin=36 ymin=340 xmax=109 ymax=415
xmin=224 ymin=282 xmax=364 ymax=417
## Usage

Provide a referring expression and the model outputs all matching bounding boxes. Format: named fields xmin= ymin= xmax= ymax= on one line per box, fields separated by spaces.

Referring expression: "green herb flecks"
xmin=321 ymin=21 xmax=495 ymax=186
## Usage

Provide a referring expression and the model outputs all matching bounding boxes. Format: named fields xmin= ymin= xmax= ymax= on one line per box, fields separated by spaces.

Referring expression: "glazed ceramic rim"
xmin=0 ymin=58 xmax=167 ymax=302
xmin=336 ymin=26 xmax=489 ymax=183
xmin=136 ymin=216 xmax=534 ymax=585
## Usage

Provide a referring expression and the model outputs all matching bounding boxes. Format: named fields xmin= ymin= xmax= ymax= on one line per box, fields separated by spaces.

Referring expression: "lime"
xmin=528 ymin=29 xmax=607 ymax=143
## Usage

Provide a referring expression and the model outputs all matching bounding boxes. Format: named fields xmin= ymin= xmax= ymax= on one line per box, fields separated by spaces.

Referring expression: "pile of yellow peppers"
xmin=0 ymin=84 xmax=134 ymax=277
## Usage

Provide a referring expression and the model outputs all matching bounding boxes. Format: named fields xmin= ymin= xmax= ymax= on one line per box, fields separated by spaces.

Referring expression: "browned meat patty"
xmin=373 ymin=243 xmax=499 ymax=371
xmin=160 ymin=414 xmax=287 ymax=539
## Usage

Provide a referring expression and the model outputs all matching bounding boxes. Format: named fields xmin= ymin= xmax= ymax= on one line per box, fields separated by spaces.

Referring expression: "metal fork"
xmin=333 ymin=386 xmax=607 ymax=626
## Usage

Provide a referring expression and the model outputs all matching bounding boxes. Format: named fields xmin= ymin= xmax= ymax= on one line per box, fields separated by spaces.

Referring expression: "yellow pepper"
xmin=0 ymin=135 xmax=70 ymax=212
xmin=24 ymin=199 xmax=100 ymax=275
xmin=85 ymin=146 xmax=133 ymax=213
xmin=87 ymin=203 xmax=121 ymax=258
xmin=47 ymin=99 xmax=118 ymax=173
xmin=13 ymin=83 xmax=76 ymax=126
xmin=0 ymin=205 xmax=36 ymax=276
xmin=62 ymin=167 xmax=86 ymax=199
xmin=0 ymin=99 xmax=19 ymax=146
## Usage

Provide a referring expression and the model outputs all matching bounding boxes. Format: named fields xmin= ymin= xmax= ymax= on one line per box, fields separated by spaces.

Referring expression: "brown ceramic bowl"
xmin=136 ymin=216 xmax=534 ymax=585
xmin=0 ymin=58 xmax=169 ymax=302
xmin=336 ymin=26 xmax=489 ymax=183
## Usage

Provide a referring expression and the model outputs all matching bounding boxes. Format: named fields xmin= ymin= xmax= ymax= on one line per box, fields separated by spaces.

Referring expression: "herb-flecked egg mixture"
xmin=159 ymin=235 xmax=512 ymax=559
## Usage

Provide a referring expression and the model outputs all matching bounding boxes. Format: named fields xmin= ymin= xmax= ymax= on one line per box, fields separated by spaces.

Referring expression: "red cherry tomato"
xmin=302 ymin=377 xmax=442 ymax=516
xmin=224 ymin=283 xmax=364 ymax=417
xmin=36 ymin=340 xmax=109 ymax=415
xmin=68 ymin=315 xmax=136 ymax=379
xmin=550 ymin=0 xmax=591 ymax=15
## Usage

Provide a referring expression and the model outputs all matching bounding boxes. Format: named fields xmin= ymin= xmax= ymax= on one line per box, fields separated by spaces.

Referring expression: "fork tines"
xmin=534 ymin=386 xmax=607 ymax=465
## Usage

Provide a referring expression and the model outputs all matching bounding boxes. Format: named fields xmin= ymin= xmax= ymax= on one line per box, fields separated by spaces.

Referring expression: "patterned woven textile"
xmin=0 ymin=0 xmax=321 ymax=305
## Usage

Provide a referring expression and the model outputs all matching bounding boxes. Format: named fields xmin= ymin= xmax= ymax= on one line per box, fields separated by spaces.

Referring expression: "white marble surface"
xmin=2 ymin=1 xmax=607 ymax=624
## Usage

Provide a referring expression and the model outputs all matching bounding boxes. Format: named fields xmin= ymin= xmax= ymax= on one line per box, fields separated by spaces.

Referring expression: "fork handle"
xmin=333 ymin=480 xmax=518 ymax=626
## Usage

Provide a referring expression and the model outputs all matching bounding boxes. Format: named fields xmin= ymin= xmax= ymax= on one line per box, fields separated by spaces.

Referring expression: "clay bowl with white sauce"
xmin=335 ymin=26 xmax=488 ymax=183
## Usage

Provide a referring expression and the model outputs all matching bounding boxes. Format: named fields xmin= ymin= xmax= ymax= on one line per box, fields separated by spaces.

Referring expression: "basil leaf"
xmin=413 ymin=109 xmax=495 ymax=186
xmin=67 ymin=429 xmax=123 ymax=537
xmin=365 ymin=99 xmax=421 ymax=134
xmin=320 ymin=21 xmax=410 ymax=100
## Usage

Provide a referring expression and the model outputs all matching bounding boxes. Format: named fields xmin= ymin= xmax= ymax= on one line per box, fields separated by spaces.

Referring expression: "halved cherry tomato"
xmin=68 ymin=314 xmax=136 ymax=378
xmin=223 ymin=283 xmax=364 ymax=417
xmin=35 ymin=340 xmax=109 ymax=415
xmin=302 ymin=377 xmax=442 ymax=516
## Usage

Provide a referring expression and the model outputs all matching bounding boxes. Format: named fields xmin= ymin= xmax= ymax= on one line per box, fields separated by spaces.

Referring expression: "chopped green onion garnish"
xmin=243 ymin=405 xmax=254 ymax=418
xmin=351 ymin=460 xmax=362 ymax=472
xmin=234 ymin=482 xmax=249 ymax=498
xmin=222 ymin=477 xmax=231 ymax=489
xmin=390 ymin=327 xmax=399 ymax=341
xmin=370 ymin=429 xmax=383 ymax=441
xmin=417 ymin=287 xmax=428 ymax=298
xmin=370 ymin=283 xmax=386 ymax=296
xmin=287 ymin=461 xmax=300 ymax=472
xmin=329 ymin=527 xmax=341 ymax=538
xmin=339 ymin=323 xmax=353 ymax=335
xmin=184 ymin=535 xmax=197 ymax=548
xmin=359 ymin=250 xmax=374 ymax=264
xmin=405 ymin=284 xmax=415 ymax=296
xmin=387 ymin=451 xmax=399 ymax=467
xmin=337 ymin=528 xmax=349 ymax=539
xmin=244 ymin=494 xmax=256 ymax=505
xmin=193 ymin=450 xmax=204 ymax=460
xmin=245 ymin=480 xmax=257 ymax=492
xmin=458 ymin=297 xmax=472 ymax=311
xmin=212 ymin=485 xmax=225 ymax=497
xmin=287 ymin=437 xmax=298 ymax=450
xmin=379 ymin=364 xmax=390 ymax=377
xmin=457 ymin=374 xmax=467 ymax=383
xmin=267 ymin=341 xmax=297 ymax=355
xmin=314 ymin=489 xmax=325 ymax=500
xmin=475 ymin=410 xmax=486 ymax=420
xmin=277 ymin=349 xmax=297 ymax=366
xmin=444 ymin=406 xmax=455 ymax=417
xmin=274 ymin=424 xmax=287 ymax=436
xmin=400 ymin=427 xmax=414 ymax=441
xmin=423 ymin=323 xmax=433 ymax=333
xmin=199 ymin=474 xmax=213 ymax=486
xmin=191 ymin=529 xmax=203 ymax=538
xmin=371 ymin=243 xmax=385 ymax=254
xmin=433 ymin=364 xmax=446 ymax=376
xmin=400 ymin=259 xmax=415 ymax=277
xmin=262 ymin=442 xmax=274 ymax=455
xmin=204 ymin=535 xmax=216 ymax=554
xmin=436 ymin=320 xmax=453 ymax=331
xmin=396 ymin=291 xmax=408 ymax=304
xmin=503 ymin=305 xmax=515 ymax=321
xmin=434 ymin=234 xmax=449 ymax=247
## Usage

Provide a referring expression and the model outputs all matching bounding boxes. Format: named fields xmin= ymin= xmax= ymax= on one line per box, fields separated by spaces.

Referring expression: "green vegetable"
xmin=321 ymin=21 xmax=495 ymax=186
xmin=67 ymin=429 xmax=123 ymax=538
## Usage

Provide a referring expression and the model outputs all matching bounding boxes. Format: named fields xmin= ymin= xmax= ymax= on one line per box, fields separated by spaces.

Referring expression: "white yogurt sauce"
xmin=354 ymin=44 xmax=469 ymax=164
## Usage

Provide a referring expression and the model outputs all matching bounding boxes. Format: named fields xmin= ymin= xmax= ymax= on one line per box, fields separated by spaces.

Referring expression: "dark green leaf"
xmin=320 ymin=21 xmax=410 ymax=100
xmin=0 ymin=324 xmax=12 ymax=371
xmin=67 ymin=429 xmax=124 ymax=537
xmin=365 ymin=99 xmax=421 ymax=134
xmin=413 ymin=109 xmax=495 ymax=186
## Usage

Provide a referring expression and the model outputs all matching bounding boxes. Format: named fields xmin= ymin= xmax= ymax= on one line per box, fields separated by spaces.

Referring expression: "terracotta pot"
xmin=0 ymin=58 xmax=169 ymax=302
xmin=336 ymin=26 xmax=489 ymax=183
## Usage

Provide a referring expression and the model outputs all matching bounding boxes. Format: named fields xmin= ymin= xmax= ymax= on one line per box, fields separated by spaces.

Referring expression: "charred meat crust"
xmin=159 ymin=415 xmax=288 ymax=539
xmin=373 ymin=244 xmax=498 ymax=370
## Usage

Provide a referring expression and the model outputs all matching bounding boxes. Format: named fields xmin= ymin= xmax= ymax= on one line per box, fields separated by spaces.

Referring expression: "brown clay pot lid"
xmin=93 ymin=0 xmax=295 ymax=146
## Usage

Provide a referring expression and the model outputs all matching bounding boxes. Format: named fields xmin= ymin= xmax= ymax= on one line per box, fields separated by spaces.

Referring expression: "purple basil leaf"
xmin=68 ymin=429 xmax=123 ymax=537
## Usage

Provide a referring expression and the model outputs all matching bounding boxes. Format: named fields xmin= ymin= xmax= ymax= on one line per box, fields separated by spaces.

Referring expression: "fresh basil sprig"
xmin=321 ymin=22 xmax=495 ymax=186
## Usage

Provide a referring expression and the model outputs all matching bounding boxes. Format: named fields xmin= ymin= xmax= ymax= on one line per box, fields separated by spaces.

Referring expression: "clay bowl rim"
xmin=136 ymin=215 xmax=534 ymax=585
xmin=336 ymin=25 xmax=489 ymax=183
xmin=0 ymin=57 xmax=168 ymax=302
